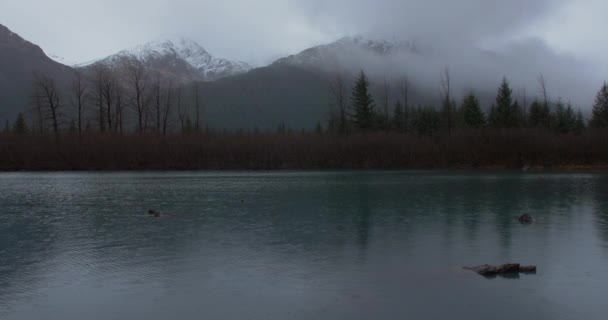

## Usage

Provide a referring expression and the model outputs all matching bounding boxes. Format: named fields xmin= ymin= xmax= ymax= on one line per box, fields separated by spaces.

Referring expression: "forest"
xmin=1 ymin=61 xmax=608 ymax=170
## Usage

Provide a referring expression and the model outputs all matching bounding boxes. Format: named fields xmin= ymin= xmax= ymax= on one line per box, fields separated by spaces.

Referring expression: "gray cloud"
xmin=0 ymin=0 xmax=604 ymax=107
xmin=0 ymin=0 xmax=596 ymax=63
xmin=293 ymin=0 xmax=568 ymax=45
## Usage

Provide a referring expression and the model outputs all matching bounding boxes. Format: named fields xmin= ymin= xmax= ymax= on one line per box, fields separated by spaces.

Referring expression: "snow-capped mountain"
xmin=81 ymin=38 xmax=252 ymax=82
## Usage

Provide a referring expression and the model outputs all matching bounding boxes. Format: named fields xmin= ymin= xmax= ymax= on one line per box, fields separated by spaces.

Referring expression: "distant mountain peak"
xmin=80 ymin=37 xmax=252 ymax=81
xmin=272 ymin=35 xmax=420 ymax=68
xmin=118 ymin=37 xmax=211 ymax=65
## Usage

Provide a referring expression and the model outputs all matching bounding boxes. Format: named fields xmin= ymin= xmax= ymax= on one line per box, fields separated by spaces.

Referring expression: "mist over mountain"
xmin=273 ymin=35 xmax=599 ymax=110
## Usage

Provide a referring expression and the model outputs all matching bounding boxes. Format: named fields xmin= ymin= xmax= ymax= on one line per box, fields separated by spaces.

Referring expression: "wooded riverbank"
xmin=2 ymin=129 xmax=607 ymax=171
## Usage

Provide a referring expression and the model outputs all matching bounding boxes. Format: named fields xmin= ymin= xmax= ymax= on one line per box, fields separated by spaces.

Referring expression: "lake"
xmin=1 ymin=171 xmax=607 ymax=319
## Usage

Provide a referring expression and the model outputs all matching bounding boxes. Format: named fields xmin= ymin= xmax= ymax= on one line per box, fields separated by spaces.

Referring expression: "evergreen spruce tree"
xmin=12 ymin=113 xmax=28 ymax=135
xmin=590 ymin=83 xmax=608 ymax=128
xmin=574 ymin=109 xmax=586 ymax=134
xmin=554 ymin=100 xmax=567 ymax=132
xmin=412 ymin=106 xmax=440 ymax=136
xmin=350 ymin=71 xmax=376 ymax=130
xmin=392 ymin=100 xmax=404 ymax=131
xmin=564 ymin=103 xmax=577 ymax=132
xmin=490 ymin=78 xmax=520 ymax=128
xmin=461 ymin=92 xmax=486 ymax=128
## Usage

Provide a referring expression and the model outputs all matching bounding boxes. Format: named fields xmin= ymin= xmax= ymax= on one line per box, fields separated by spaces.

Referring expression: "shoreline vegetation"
xmin=1 ymin=129 xmax=608 ymax=171
xmin=2 ymin=67 xmax=608 ymax=171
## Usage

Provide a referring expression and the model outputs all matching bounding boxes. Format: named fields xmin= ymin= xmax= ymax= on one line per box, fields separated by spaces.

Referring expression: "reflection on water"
xmin=1 ymin=171 xmax=608 ymax=320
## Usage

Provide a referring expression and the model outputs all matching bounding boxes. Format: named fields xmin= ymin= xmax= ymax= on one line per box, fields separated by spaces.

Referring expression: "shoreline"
xmin=2 ymin=165 xmax=608 ymax=172
xmin=3 ymin=130 xmax=608 ymax=172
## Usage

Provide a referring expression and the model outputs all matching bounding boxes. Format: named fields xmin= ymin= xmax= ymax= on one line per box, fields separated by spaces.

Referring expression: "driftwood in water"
xmin=464 ymin=263 xmax=537 ymax=277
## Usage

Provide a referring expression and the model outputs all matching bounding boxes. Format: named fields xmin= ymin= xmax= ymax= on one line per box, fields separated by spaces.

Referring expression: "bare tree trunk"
xmin=115 ymin=86 xmax=123 ymax=135
xmin=154 ymin=75 xmax=162 ymax=135
xmin=383 ymin=77 xmax=390 ymax=126
xmin=176 ymin=87 xmax=185 ymax=134
xmin=539 ymin=74 xmax=549 ymax=108
xmin=400 ymin=76 xmax=410 ymax=132
xmin=522 ymin=87 xmax=527 ymax=124
xmin=124 ymin=59 xmax=148 ymax=133
xmin=70 ymin=71 xmax=87 ymax=141
xmin=194 ymin=83 xmax=200 ymax=132
xmin=329 ymin=75 xmax=347 ymax=134
xmin=440 ymin=67 xmax=453 ymax=136
xmin=32 ymin=73 xmax=62 ymax=137
xmin=162 ymin=83 xmax=173 ymax=135
xmin=31 ymin=86 xmax=46 ymax=134
xmin=92 ymin=65 xmax=107 ymax=133
xmin=102 ymin=73 xmax=114 ymax=133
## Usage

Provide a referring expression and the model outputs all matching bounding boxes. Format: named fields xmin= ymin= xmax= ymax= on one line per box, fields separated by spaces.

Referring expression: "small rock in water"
xmin=147 ymin=209 xmax=161 ymax=217
xmin=464 ymin=263 xmax=537 ymax=278
xmin=518 ymin=214 xmax=534 ymax=224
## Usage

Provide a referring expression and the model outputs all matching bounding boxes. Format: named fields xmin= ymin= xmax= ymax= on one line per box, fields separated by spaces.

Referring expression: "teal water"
xmin=1 ymin=171 xmax=607 ymax=320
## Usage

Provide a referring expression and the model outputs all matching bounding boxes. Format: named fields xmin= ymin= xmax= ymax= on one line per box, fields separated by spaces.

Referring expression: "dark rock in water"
xmin=147 ymin=209 xmax=161 ymax=217
xmin=518 ymin=214 xmax=534 ymax=224
xmin=464 ymin=263 xmax=537 ymax=278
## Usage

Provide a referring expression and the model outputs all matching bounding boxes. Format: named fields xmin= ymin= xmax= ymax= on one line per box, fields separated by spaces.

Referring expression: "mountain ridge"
xmin=0 ymin=24 xmax=74 ymax=123
xmin=78 ymin=37 xmax=253 ymax=82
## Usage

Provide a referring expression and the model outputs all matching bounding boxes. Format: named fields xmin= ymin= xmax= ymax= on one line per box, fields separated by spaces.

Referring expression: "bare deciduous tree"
xmin=32 ymin=73 xmax=62 ymax=136
xmin=329 ymin=75 xmax=347 ymax=133
xmin=176 ymin=87 xmax=186 ymax=134
xmin=101 ymin=71 xmax=115 ymax=132
xmin=399 ymin=76 xmax=410 ymax=132
xmin=92 ymin=64 xmax=107 ymax=132
xmin=193 ymin=83 xmax=201 ymax=132
xmin=383 ymin=77 xmax=390 ymax=125
xmin=30 ymin=83 xmax=46 ymax=134
xmin=162 ymin=81 xmax=174 ymax=135
xmin=440 ymin=67 xmax=454 ymax=135
xmin=152 ymin=73 xmax=162 ymax=134
xmin=114 ymin=85 xmax=124 ymax=135
xmin=382 ymin=76 xmax=391 ymax=128
xmin=124 ymin=59 xmax=148 ymax=133
xmin=538 ymin=74 xmax=549 ymax=108
xmin=70 ymin=71 xmax=88 ymax=139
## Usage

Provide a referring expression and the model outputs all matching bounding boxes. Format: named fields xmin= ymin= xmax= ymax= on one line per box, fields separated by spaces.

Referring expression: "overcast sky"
xmin=0 ymin=0 xmax=606 ymax=67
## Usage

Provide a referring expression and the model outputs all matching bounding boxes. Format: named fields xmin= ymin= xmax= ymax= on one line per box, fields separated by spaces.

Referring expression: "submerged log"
xmin=464 ymin=263 xmax=537 ymax=277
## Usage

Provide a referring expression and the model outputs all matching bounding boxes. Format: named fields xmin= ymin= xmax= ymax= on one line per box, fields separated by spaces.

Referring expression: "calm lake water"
xmin=1 ymin=171 xmax=608 ymax=320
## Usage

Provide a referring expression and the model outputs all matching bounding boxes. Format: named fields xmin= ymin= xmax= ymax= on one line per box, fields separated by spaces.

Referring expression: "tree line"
xmin=326 ymin=70 xmax=608 ymax=136
xmin=2 ymin=64 xmax=608 ymax=170
xmin=3 ymin=59 xmax=206 ymax=138
xmin=3 ymin=63 xmax=608 ymax=138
